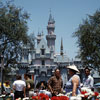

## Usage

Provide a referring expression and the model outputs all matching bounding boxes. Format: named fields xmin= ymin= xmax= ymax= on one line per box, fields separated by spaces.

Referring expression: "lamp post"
xmin=0 ymin=55 xmax=4 ymax=94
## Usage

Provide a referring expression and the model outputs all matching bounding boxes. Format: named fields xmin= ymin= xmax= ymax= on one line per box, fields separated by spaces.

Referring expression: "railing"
xmin=35 ymin=54 xmax=51 ymax=58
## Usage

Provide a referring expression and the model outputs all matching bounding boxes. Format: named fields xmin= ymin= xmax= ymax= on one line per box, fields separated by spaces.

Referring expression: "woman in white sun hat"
xmin=65 ymin=65 xmax=80 ymax=96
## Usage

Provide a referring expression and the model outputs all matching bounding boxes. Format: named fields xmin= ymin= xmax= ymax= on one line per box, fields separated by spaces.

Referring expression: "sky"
xmin=3 ymin=0 xmax=100 ymax=60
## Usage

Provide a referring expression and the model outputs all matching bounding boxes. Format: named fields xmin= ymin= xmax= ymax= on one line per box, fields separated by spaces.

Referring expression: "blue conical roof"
xmin=48 ymin=13 xmax=55 ymax=23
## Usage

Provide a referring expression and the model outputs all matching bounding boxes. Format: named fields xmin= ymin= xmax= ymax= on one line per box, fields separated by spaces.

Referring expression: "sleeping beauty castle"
xmin=18 ymin=13 xmax=82 ymax=86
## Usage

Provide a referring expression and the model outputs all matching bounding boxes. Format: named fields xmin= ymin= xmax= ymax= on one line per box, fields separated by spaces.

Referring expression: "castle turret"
xmin=60 ymin=38 xmax=63 ymax=55
xmin=46 ymin=12 xmax=56 ymax=54
xmin=37 ymin=31 xmax=43 ymax=45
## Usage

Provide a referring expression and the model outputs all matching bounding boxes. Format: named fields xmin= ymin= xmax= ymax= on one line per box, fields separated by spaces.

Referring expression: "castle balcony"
xmin=35 ymin=54 xmax=51 ymax=59
xmin=19 ymin=62 xmax=29 ymax=68
xmin=46 ymin=34 xmax=56 ymax=39
xmin=28 ymin=70 xmax=34 ymax=74
xmin=47 ymin=24 xmax=55 ymax=29
xmin=40 ymin=55 xmax=45 ymax=58
xmin=40 ymin=54 xmax=51 ymax=58
xmin=29 ymin=65 xmax=56 ymax=70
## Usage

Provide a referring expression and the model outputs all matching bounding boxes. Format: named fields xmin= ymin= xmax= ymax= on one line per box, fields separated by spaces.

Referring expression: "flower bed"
xmin=1 ymin=87 xmax=100 ymax=100
xmin=80 ymin=87 xmax=100 ymax=100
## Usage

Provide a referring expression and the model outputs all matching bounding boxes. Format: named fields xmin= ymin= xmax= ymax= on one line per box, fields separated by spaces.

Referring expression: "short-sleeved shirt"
xmin=26 ymin=79 xmax=34 ymax=91
xmin=48 ymin=76 xmax=63 ymax=93
xmin=83 ymin=75 xmax=94 ymax=89
xmin=3 ymin=83 xmax=11 ymax=94
xmin=13 ymin=80 xmax=26 ymax=91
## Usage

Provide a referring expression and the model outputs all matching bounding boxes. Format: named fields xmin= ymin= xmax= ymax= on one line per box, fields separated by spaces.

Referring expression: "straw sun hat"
xmin=67 ymin=65 xmax=80 ymax=73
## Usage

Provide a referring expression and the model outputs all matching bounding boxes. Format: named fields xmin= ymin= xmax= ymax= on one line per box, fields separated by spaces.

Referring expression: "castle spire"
xmin=46 ymin=11 xmax=56 ymax=54
xmin=60 ymin=37 xmax=63 ymax=55
xmin=48 ymin=10 xmax=55 ymax=24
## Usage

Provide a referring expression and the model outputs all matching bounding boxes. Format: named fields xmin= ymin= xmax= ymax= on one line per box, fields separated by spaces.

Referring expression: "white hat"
xmin=67 ymin=65 xmax=80 ymax=73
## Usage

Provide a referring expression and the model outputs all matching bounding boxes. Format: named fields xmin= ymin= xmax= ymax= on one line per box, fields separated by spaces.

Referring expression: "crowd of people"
xmin=2 ymin=65 xmax=94 ymax=100
xmin=48 ymin=65 xmax=94 ymax=97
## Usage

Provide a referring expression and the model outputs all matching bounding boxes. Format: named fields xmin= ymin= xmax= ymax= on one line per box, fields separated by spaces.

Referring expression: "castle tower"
xmin=60 ymin=38 xmax=63 ymax=55
xmin=37 ymin=31 xmax=43 ymax=45
xmin=46 ymin=12 xmax=56 ymax=54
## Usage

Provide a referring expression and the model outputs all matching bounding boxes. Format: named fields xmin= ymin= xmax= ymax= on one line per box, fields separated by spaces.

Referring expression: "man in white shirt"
xmin=83 ymin=67 xmax=94 ymax=89
xmin=13 ymin=74 xmax=26 ymax=99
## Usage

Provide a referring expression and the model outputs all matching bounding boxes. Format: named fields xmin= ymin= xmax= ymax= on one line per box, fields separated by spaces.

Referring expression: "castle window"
xmin=34 ymin=69 xmax=39 ymax=75
xmin=47 ymin=69 xmax=52 ymax=75
xmin=41 ymin=72 xmax=46 ymax=76
xmin=42 ymin=60 xmax=45 ymax=65
xmin=41 ymin=49 xmax=45 ymax=55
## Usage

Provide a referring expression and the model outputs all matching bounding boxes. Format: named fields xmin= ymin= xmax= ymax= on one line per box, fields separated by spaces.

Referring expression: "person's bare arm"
xmin=48 ymin=84 xmax=53 ymax=93
xmin=27 ymin=83 xmax=31 ymax=89
xmin=72 ymin=76 xmax=79 ymax=96
xmin=48 ymin=78 xmax=54 ymax=93
xmin=13 ymin=85 xmax=16 ymax=90
xmin=61 ymin=80 xmax=63 ymax=93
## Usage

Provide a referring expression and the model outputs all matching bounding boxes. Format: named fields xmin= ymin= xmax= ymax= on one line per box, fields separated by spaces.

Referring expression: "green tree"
xmin=74 ymin=10 xmax=100 ymax=69
xmin=0 ymin=1 xmax=30 ymax=69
